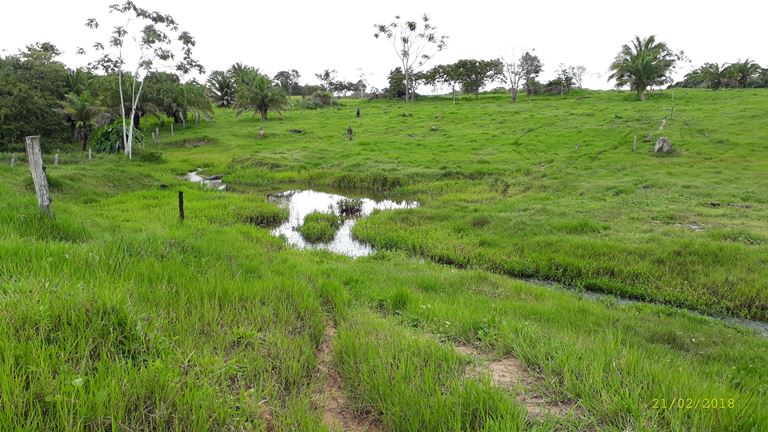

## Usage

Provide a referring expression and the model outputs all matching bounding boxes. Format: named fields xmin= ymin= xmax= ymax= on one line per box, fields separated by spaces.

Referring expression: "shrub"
xmin=337 ymin=198 xmax=364 ymax=217
xmin=91 ymin=121 xmax=144 ymax=153
xmin=312 ymin=91 xmax=333 ymax=107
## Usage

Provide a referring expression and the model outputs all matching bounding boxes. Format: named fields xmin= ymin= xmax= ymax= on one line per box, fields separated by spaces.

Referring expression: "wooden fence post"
xmin=633 ymin=136 xmax=638 ymax=152
xmin=10 ymin=155 xmax=15 ymax=167
xmin=178 ymin=191 xmax=185 ymax=222
xmin=155 ymin=127 xmax=160 ymax=142
xmin=170 ymin=123 xmax=174 ymax=136
xmin=54 ymin=151 xmax=59 ymax=165
xmin=24 ymin=136 xmax=52 ymax=215
xmin=88 ymin=147 xmax=92 ymax=161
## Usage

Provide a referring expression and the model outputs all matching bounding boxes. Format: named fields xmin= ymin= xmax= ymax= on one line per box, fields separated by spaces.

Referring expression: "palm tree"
xmin=184 ymin=82 xmax=214 ymax=125
xmin=60 ymin=91 xmax=102 ymax=151
xmin=233 ymin=71 xmax=289 ymax=120
xmin=699 ymin=63 xmax=734 ymax=90
xmin=727 ymin=59 xmax=761 ymax=88
xmin=206 ymin=71 xmax=235 ymax=107
xmin=65 ymin=68 xmax=92 ymax=95
xmin=608 ymin=35 xmax=678 ymax=100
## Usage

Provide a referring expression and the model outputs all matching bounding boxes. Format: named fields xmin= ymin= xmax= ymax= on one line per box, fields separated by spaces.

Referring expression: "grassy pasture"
xmin=0 ymin=88 xmax=766 ymax=430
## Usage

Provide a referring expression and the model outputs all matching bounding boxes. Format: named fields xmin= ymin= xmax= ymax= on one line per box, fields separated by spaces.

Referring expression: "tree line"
xmin=2 ymin=3 xmax=768 ymax=155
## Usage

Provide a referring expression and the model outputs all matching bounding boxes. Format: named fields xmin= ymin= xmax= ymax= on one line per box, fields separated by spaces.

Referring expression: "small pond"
xmin=267 ymin=190 xmax=418 ymax=257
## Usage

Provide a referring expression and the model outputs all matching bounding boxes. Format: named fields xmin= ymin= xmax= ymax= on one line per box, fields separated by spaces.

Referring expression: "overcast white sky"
xmin=1 ymin=0 xmax=766 ymax=92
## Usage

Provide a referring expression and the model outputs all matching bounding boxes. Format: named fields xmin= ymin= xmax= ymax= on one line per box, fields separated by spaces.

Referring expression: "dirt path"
xmin=454 ymin=343 xmax=579 ymax=420
xmin=315 ymin=322 xmax=381 ymax=432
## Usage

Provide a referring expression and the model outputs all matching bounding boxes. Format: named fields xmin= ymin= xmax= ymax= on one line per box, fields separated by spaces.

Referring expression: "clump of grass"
xmin=298 ymin=211 xmax=341 ymax=243
xmin=337 ymin=198 xmax=363 ymax=217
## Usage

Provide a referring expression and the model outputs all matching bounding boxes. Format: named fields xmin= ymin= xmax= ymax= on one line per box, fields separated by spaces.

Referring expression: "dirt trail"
xmin=315 ymin=322 xmax=381 ymax=432
xmin=454 ymin=343 xmax=579 ymax=420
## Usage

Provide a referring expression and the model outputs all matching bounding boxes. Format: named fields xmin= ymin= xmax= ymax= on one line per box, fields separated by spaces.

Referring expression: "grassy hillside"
xmin=0 ymin=89 xmax=766 ymax=431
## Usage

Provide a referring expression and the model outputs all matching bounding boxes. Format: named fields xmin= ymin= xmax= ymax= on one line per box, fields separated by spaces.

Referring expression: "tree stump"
xmin=24 ymin=136 xmax=52 ymax=215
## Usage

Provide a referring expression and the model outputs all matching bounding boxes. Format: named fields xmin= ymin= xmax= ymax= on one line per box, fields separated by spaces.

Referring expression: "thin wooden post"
xmin=10 ymin=155 xmax=15 ymax=167
xmin=633 ymin=136 xmax=638 ymax=152
xmin=24 ymin=136 xmax=52 ymax=215
xmin=155 ymin=127 xmax=160 ymax=141
xmin=88 ymin=147 xmax=92 ymax=161
xmin=54 ymin=151 xmax=59 ymax=165
xmin=152 ymin=131 xmax=157 ymax=145
xmin=170 ymin=123 xmax=174 ymax=136
xmin=178 ymin=191 xmax=185 ymax=222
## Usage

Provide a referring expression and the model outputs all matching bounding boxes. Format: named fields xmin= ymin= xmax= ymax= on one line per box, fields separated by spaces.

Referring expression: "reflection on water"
xmin=268 ymin=190 xmax=418 ymax=257
xmin=185 ymin=170 xmax=227 ymax=190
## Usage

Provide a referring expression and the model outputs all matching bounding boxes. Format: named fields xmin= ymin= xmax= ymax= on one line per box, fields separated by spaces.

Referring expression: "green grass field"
xmin=1 ymin=89 xmax=766 ymax=431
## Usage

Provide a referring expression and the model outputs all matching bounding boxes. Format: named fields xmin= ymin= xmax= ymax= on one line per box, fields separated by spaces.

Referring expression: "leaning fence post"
xmin=178 ymin=191 xmax=185 ymax=222
xmin=24 ymin=136 xmax=52 ymax=216
xmin=633 ymin=136 xmax=638 ymax=152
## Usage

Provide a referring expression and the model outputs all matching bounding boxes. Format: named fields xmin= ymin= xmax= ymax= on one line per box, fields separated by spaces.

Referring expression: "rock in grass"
xmin=654 ymin=137 xmax=673 ymax=153
xmin=298 ymin=212 xmax=341 ymax=243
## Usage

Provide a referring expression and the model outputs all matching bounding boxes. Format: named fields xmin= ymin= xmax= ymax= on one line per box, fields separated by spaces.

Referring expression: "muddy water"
xmin=267 ymin=190 xmax=418 ymax=257
xmin=185 ymin=170 xmax=227 ymax=190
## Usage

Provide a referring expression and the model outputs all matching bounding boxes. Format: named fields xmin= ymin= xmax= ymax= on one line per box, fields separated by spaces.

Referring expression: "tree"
xmin=65 ymin=68 xmax=93 ymax=95
xmin=423 ymin=63 xmax=460 ymax=103
xmin=183 ymin=81 xmax=213 ymax=125
xmin=274 ymin=69 xmax=301 ymax=95
xmin=234 ymin=70 xmax=289 ymax=120
xmin=373 ymin=14 xmax=447 ymax=102
xmin=699 ymin=63 xmax=733 ymax=90
xmin=520 ymin=52 xmax=543 ymax=96
xmin=59 ymin=91 xmax=101 ymax=150
xmin=315 ymin=69 xmax=338 ymax=104
xmin=453 ymin=59 xmax=503 ymax=97
xmin=570 ymin=65 xmax=587 ymax=88
xmin=501 ymin=57 xmax=524 ymax=103
xmin=206 ymin=70 xmax=235 ymax=107
xmin=608 ymin=35 xmax=680 ymax=100
xmin=385 ymin=67 xmax=407 ymax=99
xmin=727 ymin=59 xmax=761 ymax=88
xmin=0 ymin=44 xmax=69 ymax=150
xmin=86 ymin=1 xmax=204 ymax=159
xmin=554 ymin=64 xmax=574 ymax=96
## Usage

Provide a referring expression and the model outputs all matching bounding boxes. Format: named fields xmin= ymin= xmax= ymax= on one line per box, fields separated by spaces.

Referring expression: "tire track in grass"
xmin=453 ymin=342 xmax=581 ymax=422
xmin=315 ymin=321 xmax=381 ymax=432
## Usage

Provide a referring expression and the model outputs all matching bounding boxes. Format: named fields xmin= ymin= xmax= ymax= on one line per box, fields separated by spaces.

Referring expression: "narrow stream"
xmin=184 ymin=172 xmax=768 ymax=338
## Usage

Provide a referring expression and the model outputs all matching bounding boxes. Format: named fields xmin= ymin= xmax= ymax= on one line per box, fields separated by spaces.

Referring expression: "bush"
xmin=91 ymin=121 xmax=144 ymax=153
xmin=312 ymin=91 xmax=333 ymax=107
xmin=298 ymin=212 xmax=341 ymax=243
xmin=337 ymin=198 xmax=363 ymax=217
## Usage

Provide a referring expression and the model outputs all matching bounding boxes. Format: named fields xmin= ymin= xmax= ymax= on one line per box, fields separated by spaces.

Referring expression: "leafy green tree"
xmin=385 ymin=67 xmax=407 ymax=99
xmin=0 ymin=44 xmax=69 ymax=150
xmin=274 ymin=70 xmax=301 ymax=95
xmin=206 ymin=70 xmax=235 ymax=107
xmin=234 ymin=70 xmax=289 ymax=120
xmin=229 ymin=63 xmax=258 ymax=85
xmin=520 ymin=52 xmax=543 ymax=96
xmin=699 ymin=63 xmax=734 ymax=90
xmin=727 ymin=59 xmax=761 ymax=88
xmin=608 ymin=35 xmax=680 ymax=100
xmin=423 ymin=63 xmax=460 ymax=103
xmin=454 ymin=59 xmax=503 ymax=97
xmin=59 ymin=91 xmax=102 ymax=150
xmin=374 ymin=14 xmax=448 ymax=102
